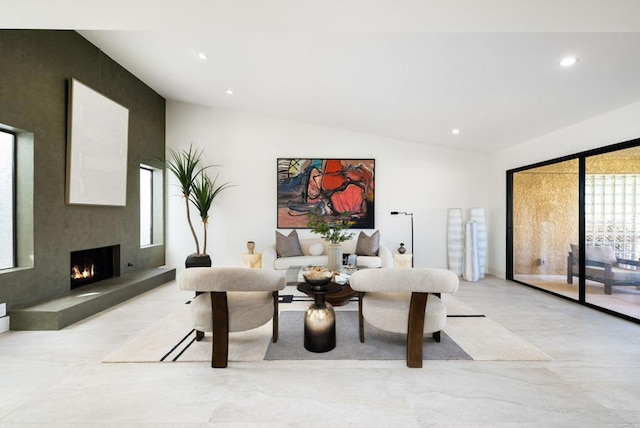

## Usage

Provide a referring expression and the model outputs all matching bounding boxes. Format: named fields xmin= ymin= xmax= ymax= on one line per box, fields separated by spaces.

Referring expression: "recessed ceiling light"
xmin=560 ymin=56 xmax=578 ymax=67
xmin=451 ymin=129 xmax=460 ymax=135
xmin=198 ymin=52 xmax=208 ymax=61
xmin=225 ymin=89 xmax=234 ymax=95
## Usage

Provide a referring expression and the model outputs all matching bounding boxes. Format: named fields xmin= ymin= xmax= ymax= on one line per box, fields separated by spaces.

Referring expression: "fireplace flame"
xmin=71 ymin=264 xmax=94 ymax=280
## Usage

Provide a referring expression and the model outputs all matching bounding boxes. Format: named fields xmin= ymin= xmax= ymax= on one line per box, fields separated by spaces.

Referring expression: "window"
xmin=140 ymin=164 xmax=163 ymax=247
xmin=0 ymin=130 xmax=16 ymax=270
xmin=585 ymin=174 xmax=640 ymax=260
xmin=140 ymin=166 xmax=153 ymax=246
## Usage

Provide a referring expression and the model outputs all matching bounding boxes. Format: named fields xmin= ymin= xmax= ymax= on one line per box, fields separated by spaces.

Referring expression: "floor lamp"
xmin=390 ymin=211 xmax=414 ymax=267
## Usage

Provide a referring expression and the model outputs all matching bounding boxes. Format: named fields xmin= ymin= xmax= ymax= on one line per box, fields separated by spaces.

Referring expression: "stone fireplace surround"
xmin=9 ymin=267 xmax=175 ymax=330
xmin=0 ymin=31 xmax=169 ymax=321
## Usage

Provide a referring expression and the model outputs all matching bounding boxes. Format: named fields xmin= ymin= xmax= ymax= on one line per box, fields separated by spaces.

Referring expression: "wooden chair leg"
xmin=272 ymin=290 xmax=279 ymax=343
xmin=358 ymin=292 xmax=365 ymax=343
xmin=194 ymin=291 xmax=205 ymax=341
xmin=407 ymin=292 xmax=428 ymax=368
xmin=210 ymin=292 xmax=229 ymax=368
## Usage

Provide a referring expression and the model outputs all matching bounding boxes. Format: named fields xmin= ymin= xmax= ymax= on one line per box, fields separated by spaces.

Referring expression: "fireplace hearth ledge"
xmin=8 ymin=267 xmax=176 ymax=331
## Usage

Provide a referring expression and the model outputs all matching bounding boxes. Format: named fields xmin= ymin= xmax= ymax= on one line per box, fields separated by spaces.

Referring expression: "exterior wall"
xmin=0 ymin=30 xmax=166 ymax=309
xmin=512 ymin=161 xmax=579 ymax=275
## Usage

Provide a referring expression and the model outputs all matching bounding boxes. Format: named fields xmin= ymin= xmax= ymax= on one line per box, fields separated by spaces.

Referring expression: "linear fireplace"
xmin=70 ymin=245 xmax=121 ymax=289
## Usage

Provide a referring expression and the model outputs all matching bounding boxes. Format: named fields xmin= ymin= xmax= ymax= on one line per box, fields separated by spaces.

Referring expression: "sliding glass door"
xmin=508 ymin=139 xmax=640 ymax=323
xmin=584 ymin=147 xmax=640 ymax=319
xmin=511 ymin=160 xmax=580 ymax=300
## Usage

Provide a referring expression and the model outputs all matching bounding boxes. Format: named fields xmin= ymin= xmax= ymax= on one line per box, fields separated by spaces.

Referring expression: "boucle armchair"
xmin=349 ymin=268 xmax=459 ymax=368
xmin=177 ymin=267 xmax=286 ymax=368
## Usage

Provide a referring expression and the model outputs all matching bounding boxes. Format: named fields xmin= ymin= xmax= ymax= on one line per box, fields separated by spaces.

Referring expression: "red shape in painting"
xmin=321 ymin=160 xmax=346 ymax=191
xmin=331 ymin=183 xmax=364 ymax=214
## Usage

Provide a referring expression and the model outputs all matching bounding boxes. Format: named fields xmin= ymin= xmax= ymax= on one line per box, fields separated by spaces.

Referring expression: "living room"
xmin=2 ymin=2 xmax=640 ymax=425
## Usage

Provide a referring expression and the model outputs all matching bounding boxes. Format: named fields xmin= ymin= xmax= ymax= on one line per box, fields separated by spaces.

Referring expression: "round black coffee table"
xmin=296 ymin=282 xmax=342 ymax=353
xmin=298 ymin=282 xmax=357 ymax=306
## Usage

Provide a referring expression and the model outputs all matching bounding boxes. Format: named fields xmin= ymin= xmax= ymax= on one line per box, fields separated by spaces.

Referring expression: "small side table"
xmin=241 ymin=253 xmax=262 ymax=269
xmin=393 ymin=253 xmax=413 ymax=268
xmin=296 ymin=282 xmax=341 ymax=353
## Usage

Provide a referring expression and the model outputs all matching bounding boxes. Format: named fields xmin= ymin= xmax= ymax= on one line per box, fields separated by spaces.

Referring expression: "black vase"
xmin=398 ymin=243 xmax=406 ymax=254
xmin=185 ymin=254 xmax=212 ymax=268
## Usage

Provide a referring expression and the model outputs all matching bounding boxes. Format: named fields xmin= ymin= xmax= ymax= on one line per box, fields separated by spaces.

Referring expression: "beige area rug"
xmin=102 ymin=295 xmax=551 ymax=363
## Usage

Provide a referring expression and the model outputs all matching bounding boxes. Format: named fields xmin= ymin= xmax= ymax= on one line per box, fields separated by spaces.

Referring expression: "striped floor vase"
xmin=469 ymin=207 xmax=487 ymax=278
xmin=447 ymin=208 xmax=464 ymax=276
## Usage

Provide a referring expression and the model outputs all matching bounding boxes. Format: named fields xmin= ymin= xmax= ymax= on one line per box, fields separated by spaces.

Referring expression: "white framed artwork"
xmin=66 ymin=79 xmax=129 ymax=206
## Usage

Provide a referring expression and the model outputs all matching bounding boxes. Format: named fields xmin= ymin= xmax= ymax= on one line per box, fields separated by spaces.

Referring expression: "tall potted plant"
xmin=162 ymin=145 xmax=232 ymax=267
xmin=306 ymin=209 xmax=355 ymax=272
xmin=190 ymin=172 xmax=233 ymax=259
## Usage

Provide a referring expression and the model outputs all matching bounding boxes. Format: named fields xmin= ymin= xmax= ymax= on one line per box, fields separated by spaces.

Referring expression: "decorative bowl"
xmin=302 ymin=266 xmax=334 ymax=287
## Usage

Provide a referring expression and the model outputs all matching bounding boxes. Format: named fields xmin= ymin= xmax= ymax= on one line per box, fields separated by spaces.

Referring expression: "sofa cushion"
xmin=274 ymin=255 xmax=328 ymax=270
xmin=356 ymin=256 xmax=383 ymax=268
xmin=276 ymin=230 xmax=304 ymax=257
xmin=586 ymin=246 xmax=617 ymax=264
xmin=355 ymin=230 xmax=380 ymax=256
xmin=585 ymin=266 xmax=640 ymax=283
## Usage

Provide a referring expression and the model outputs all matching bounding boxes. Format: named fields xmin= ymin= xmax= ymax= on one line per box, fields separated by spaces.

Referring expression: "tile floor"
xmin=1 ymin=275 xmax=639 ymax=427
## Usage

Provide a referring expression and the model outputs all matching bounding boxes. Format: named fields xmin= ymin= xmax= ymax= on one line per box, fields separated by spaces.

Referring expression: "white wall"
xmin=166 ymin=102 xmax=490 ymax=272
xmin=487 ymin=100 xmax=640 ymax=278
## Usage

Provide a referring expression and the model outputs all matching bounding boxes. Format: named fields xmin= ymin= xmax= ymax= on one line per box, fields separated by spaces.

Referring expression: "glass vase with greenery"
xmin=306 ymin=209 xmax=355 ymax=244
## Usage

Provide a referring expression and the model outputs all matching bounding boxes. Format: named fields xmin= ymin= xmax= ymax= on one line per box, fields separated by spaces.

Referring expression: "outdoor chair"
xmin=567 ymin=245 xmax=640 ymax=294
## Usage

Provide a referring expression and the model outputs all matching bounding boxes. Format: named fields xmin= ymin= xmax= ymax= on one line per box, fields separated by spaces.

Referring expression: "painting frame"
xmin=66 ymin=78 xmax=129 ymax=206
xmin=277 ymin=158 xmax=375 ymax=229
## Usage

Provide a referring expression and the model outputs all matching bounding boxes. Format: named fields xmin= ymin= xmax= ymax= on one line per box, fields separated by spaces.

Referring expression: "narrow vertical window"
xmin=140 ymin=166 xmax=153 ymax=246
xmin=0 ymin=130 xmax=16 ymax=269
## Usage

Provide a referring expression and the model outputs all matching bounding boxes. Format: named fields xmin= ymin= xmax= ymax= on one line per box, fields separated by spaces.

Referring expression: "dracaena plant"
xmin=161 ymin=145 xmax=232 ymax=256
xmin=190 ymin=173 xmax=233 ymax=255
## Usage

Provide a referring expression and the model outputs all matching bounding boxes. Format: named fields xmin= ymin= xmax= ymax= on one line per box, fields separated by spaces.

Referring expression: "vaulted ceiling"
xmin=4 ymin=1 xmax=640 ymax=153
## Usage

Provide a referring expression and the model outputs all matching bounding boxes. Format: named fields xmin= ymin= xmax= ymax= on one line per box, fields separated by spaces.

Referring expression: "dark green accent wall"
xmin=0 ymin=30 xmax=166 ymax=309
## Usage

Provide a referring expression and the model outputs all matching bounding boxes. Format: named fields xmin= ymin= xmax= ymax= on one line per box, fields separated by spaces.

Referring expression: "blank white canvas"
xmin=66 ymin=79 xmax=129 ymax=206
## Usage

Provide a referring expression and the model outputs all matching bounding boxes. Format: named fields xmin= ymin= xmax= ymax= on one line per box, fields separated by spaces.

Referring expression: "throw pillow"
xmin=308 ymin=242 xmax=324 ymax=256
xmin=355 ymin=230 xmax=380 ymax=256
xmin=586 ymin=246 xmax=617 ymax=264
xmin=275 ymin=230 xmax=304 ymax=258
xmin=570 ymin=244 xmax=579 ymax=257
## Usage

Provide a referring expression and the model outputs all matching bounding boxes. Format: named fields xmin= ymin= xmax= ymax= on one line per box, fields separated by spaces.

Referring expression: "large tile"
xmin=1 ymin=276 xmax=640 ymax=426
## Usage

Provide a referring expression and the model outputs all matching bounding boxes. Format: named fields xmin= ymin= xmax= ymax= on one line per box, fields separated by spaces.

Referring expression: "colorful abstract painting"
xmin=277 ymin=158 xmax=375 ymax=228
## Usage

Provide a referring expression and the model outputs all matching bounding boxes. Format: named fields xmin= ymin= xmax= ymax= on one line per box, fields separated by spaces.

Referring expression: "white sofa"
xmin=262 ymin=237 xmax=393 ymax=270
